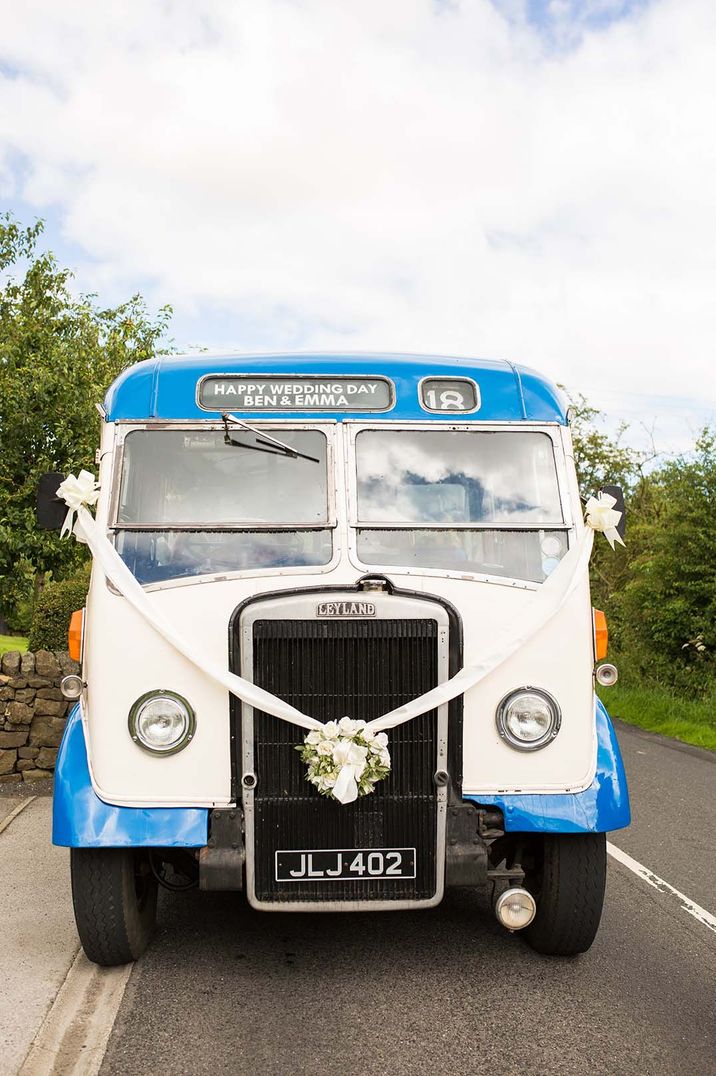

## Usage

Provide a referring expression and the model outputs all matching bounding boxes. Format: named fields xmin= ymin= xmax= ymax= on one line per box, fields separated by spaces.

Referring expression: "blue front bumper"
xmin=53 ymin=698 xmax=629 ymax=848
xmin=53 ymin=705 xmax=208 ymax=847
xmin=467 ymin=698 xmax=631 ymax=833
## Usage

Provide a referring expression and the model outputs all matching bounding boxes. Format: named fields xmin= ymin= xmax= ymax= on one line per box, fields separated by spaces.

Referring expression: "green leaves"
xmin=568 ymin=393 xmax=643 ymax=499
xmin=0 ymin=213 xmax=172 ymax=630
xmin=570 ymin=395 xmax=716 ymax=695
xmin=27 ymin=569 xmax=91 ymax=651
xmin=616 ymin=431 xmax=716 ymax=690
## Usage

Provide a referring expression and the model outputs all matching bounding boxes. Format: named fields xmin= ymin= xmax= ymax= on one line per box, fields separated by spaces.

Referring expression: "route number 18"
xmin=420 ymin=378 xmax=479 ymax=413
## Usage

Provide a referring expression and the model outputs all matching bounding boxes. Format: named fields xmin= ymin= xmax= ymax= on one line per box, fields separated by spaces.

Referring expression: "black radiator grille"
xmin=249 ymin=618 xmax=440 ymax=903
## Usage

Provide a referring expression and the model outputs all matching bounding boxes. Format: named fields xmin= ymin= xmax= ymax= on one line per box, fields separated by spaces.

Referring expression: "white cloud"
xmin=1 ymin=0 xmax=715 ymax=449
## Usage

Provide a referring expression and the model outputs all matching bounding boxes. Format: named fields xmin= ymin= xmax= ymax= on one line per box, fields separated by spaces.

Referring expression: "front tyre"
xmin=70 ymin=848 xmax=158 ymax=966
xmin=524 ymin=833 xmax=606 ymax=956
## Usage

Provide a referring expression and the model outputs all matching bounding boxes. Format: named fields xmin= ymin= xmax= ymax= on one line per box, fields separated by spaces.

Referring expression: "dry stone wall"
xmin=0 ymin=650 xmax=79 ymax=783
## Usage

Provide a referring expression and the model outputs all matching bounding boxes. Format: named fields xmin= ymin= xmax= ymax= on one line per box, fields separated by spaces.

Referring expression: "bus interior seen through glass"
xmin=115 ymin=528 xmax=333 ymax=584
xmin=113 ymin=426 xmax=569 ymax=584
xmin=117 ymin=429 xmax=329 ymax=526
xmin=354 ymin=429 xmax=567 ymax=582
xmin=114 ymin=428 xmax=331 ymax=582
xmin=355 ymin=429 xmax=563 ymax=525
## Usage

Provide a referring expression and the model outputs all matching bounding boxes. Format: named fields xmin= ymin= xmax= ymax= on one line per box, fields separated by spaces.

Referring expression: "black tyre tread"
xmin=525 ymin=833 xmax=606 ymax=957
xmin=70 ymin=848 xmax=157 ymax=966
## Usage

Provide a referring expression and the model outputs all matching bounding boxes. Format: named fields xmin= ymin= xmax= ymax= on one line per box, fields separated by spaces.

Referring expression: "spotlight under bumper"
xmin=494 ymin=887 xmax=537 ymax=931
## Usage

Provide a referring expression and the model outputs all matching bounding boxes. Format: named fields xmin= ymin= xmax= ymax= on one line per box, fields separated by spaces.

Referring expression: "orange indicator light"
xmin=593 ymin=609 xmax=608 ymax=661
xmin=68 ymin=609 xmax=84 ymax=663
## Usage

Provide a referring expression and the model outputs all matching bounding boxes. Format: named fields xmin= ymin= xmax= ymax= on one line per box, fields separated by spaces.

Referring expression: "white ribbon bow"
xmin=331 ymin=739 xmax=369 ymax=805
xmin=57 ymin=470 xmax=101 ymax=539
xmin=584 ymin=491 xmax=625 ymax=550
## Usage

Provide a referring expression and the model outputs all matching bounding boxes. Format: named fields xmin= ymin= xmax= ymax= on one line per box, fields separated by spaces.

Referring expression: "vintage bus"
xmin=39 ymin=353 xmax=630 ymax=965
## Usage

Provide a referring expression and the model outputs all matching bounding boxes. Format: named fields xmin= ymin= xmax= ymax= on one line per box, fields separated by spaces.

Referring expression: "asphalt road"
xmin=96 ymin=721 xmax=716 ymax=1076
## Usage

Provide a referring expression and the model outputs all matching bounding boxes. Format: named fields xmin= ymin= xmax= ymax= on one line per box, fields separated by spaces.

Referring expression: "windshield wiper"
xmin=221 ymin=413 xmax=320 ymax=464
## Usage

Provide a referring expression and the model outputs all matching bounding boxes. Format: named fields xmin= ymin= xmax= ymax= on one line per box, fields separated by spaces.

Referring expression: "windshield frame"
xmin=344 ymin=419 xmax=575 ymax=584
xmin=108 ymin=420 xmax=338 ymax=531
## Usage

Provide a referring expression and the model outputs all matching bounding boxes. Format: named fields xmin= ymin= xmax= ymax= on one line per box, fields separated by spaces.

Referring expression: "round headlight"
xmin=129 ymin=691 xmax=195 ymax=755
xmin=496 ymin=687 xmax=561 ymax=751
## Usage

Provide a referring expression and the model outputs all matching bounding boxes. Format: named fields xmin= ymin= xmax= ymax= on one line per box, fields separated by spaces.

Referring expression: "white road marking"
xmin=0 ymin=795 xmax=36 ymax=835
xmin=607 ymin=841 xmax=716 ymax=936
xmin=17 ymin=949 xmax=133 ymax=1076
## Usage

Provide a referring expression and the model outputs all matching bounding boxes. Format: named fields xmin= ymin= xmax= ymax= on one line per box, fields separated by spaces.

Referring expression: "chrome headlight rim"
xmin=60 ymin=674 xmax=84 ymax=701
xmin=496 ymin=686 xmax=561 ymax=752
xmin=128 ymin=689 xmax=196 ymax=756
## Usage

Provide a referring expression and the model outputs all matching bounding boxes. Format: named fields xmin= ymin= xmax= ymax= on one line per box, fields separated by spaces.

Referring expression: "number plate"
xmin=275 ymin=848 xmax=416 ymax=882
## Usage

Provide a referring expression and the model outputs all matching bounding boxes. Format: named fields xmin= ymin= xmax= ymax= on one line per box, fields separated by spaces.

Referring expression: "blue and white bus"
xmin=40 ymin=352 xmax=630 ymax=964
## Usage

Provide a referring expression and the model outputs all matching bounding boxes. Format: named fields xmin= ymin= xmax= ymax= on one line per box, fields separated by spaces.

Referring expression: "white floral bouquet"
xmin=296 ymin=717 xmax=391 ymax=803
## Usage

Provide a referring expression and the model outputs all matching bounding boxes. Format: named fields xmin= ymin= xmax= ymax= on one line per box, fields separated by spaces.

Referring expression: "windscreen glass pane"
xmin=116 ymin=529 xmax=333 ymax=584
xmin=356 ymin=528 xmax=568 ymax=583
xmin=355 ymin=430 xmax=562 ymax=525
xmin=118 ymin=429 xmax=328 ymax=525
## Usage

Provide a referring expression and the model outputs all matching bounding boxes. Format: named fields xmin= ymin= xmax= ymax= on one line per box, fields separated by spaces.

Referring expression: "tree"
xmin=615 ymin=430 xmax=716 ymax=690
xmin=569 ymin=395 xmax=716 ymax=690
xmin=0 ymin=214 xmax=171 ymax=630
xmin=567 ymin=393 xmax=643 ymax=499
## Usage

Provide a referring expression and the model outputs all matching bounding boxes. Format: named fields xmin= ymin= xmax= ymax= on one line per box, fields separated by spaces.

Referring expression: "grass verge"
xmin=599 ymin=682 xmax=716 ymax=752
xmin=0 ymin=635 xmax=28 ymax=657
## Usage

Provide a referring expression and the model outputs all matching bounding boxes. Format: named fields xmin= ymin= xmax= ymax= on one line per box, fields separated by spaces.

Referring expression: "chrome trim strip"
xmin=112 ymin=418 xmax=340 ymax=426
xmin=109 ymin=523 xmax=337 ymax=531
xmin=240 ymin=590 xmax=449 ymax=913
xmin=351 ymin=522 xmax=570 ymax=532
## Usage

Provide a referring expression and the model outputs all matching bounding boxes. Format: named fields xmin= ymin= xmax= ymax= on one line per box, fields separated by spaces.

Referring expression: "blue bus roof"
xmin=104 ymin=352 xmax=568 ymax=423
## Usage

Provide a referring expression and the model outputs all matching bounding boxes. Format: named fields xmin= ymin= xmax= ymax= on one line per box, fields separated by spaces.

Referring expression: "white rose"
xmin=379 ymin=749 xmax=391 ymax=768
xmin=374 ymin=732 xmax=389 ymax=749
xmin=322 ymin=721 xmax=339 ymax=739
xmin=317 ymin=740 xmax=334 ymax=756
xmin=305 ymin=730 xmax=322 ymax=746
xmin=338 ymin=716 xmax=358 ymax=735
xmin=362 ymin=727 xmax=376 ymax=743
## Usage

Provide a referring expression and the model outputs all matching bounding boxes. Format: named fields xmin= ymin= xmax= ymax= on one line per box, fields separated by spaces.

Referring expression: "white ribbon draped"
xmin=63 ymin=480 xmax=612 ymax=803
xmin=73 ymin=505 xmax=325 ymax=732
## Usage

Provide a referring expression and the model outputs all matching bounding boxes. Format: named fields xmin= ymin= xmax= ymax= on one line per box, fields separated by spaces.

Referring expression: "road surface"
xmin=3 ymin=721 xmax=715 ymax=1076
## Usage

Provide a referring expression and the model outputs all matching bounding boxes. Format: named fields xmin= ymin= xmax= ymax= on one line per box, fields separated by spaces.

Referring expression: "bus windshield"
xmin=117 ymin=429 xmax=329 ymax=525
xmin=354 ymin=428 xmax=567 ymax=582
xmin=114 ymin=428 xmax=332 ymax=583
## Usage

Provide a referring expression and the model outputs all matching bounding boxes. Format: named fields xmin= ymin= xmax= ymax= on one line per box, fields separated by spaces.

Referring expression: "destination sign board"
xmin=198 ymin=375 xmax=393 ymax=412
xmin=419 ymin=377 xmax=480 ymax=413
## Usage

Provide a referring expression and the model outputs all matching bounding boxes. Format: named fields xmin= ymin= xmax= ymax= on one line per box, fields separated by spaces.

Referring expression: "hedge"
xmin=28 ymin=570 xmax=90 ymax=652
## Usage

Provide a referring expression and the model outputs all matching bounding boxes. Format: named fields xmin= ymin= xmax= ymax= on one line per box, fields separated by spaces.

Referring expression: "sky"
xmin=1 ymin=0 xmax=715 ymax=455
